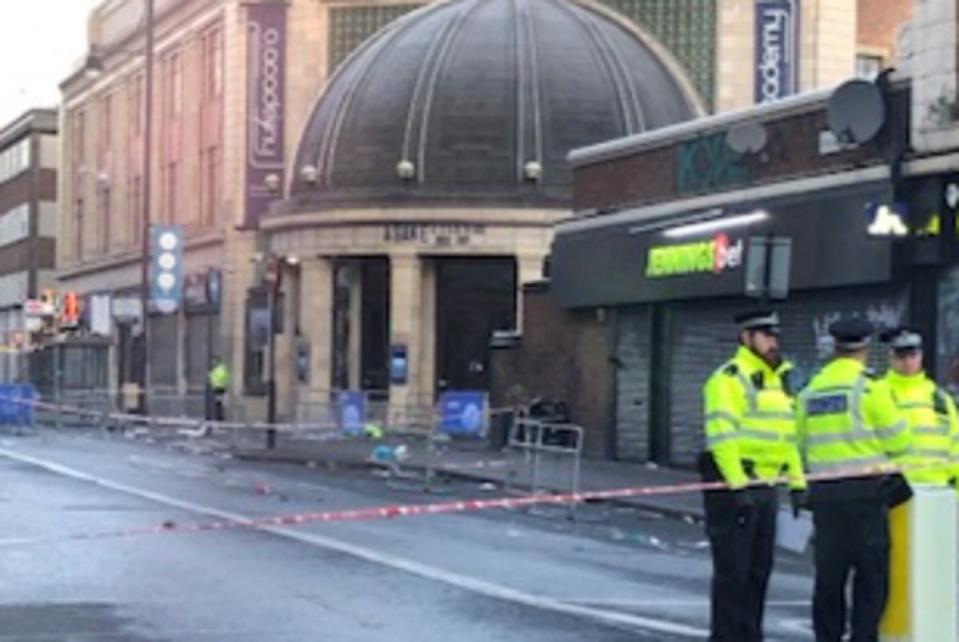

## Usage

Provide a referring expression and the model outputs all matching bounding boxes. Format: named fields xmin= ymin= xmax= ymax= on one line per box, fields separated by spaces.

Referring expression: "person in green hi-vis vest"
xmin=796 ymin=317 xmax=911 ymax=642
xmin=207 ymin=357 xmax=230 ymax=422
xmin=700 ymin=310 xmax=806 ymax=642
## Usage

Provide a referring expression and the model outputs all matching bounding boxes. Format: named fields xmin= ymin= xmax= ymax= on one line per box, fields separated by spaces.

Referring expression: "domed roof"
xmin=285 ymin=0 xmax=698 ymax=211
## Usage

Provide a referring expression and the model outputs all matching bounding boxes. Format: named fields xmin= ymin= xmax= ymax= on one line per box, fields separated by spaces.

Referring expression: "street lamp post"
xmin=139 ymin=0 xmax=155 ymax=414
xmin=263 ymin=173 xmax=282 ymax=448
xmin=265 ymin=257 xmax=279 ymax=449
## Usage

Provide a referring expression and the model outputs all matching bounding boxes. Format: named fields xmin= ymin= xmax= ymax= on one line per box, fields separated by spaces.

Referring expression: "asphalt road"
xmin=0 ymin=429 xmax=815 ymax=641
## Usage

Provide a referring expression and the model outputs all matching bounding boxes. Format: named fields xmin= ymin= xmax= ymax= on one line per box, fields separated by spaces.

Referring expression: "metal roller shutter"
xmin=614 ymin=306 xmax=653 ymax=461
xmin=938 ymin=266 xmax=959 ymax=397
xmin=667 ymin=285 xmax=909 ymax=467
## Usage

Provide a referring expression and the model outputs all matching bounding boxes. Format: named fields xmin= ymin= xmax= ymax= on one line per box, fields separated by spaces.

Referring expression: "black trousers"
xmin=812 ymin=500 xmax=889 ymax=642
xmin=206 ymin=387 xmax=225 ymax=421
xmin=704 ymin=487 xmax=778 ymax=642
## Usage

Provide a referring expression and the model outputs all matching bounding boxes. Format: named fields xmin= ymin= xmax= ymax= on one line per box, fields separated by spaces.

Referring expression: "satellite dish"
xmin=726 ymin=122 xmax=768 ymax=154
xmin=827 ymin=79 xmax=886 ymax=144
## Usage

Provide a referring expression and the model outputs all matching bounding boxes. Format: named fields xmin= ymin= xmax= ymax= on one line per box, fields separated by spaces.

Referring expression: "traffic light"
xmin=150 ymin=224 xmax=183 ymax=314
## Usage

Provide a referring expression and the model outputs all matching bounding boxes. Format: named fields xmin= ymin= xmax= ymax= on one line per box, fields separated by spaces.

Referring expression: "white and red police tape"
xmin=8 ymin=394 xmax=356 ymax=437
xmin=0 ymin=458 xmax=945 ymax=548
xmin=0 ymin=394 xmax=950 ymax=547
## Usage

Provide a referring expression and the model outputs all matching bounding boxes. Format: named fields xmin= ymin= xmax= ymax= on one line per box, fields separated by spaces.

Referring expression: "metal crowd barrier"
xmin=149 ymin=387 xmax=207 ymax=421
xmin=56 ymin=388 xmax=119 ymax=432
xmin=21 ymin=386 xmax=496 ymax=493
xmin=0 ymin=384 xmax=35 ymax=435
xmin=506 ymin=418 xmax=584 ymax=519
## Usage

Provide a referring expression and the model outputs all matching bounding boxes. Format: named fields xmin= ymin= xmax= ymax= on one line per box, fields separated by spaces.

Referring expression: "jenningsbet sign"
xmin=645 ymin=234 xmax=744 ymax=278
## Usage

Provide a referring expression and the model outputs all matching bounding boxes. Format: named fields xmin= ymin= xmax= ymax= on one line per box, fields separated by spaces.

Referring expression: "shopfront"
xmin=493 ymin=75 xmax=959 ymax=465
xmin=554 ymin=179 xmax=912 ymax=464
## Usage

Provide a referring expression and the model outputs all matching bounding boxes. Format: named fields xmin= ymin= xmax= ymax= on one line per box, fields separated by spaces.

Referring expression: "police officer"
xmin=796 ymin=318 xmax=910 ymax=642
xmin=207 ymin=357 xmax=230 ymax=421
xmin=881 ymin=326 xmax=959 ymax=486
xmin=701 ymin=310 xmax=806 ymax=642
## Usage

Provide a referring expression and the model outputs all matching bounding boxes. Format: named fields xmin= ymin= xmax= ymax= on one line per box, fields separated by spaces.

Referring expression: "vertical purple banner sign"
xmin=754 ymin=0 xmax=800 ymax=104
xmin=245 ymin=2 xmax=287 ymax=229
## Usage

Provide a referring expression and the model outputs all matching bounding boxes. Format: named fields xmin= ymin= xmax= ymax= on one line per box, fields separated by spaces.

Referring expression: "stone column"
xmin=716 ymin=0 xmax=755 ymax=112
xmin=799 ymin=0 xmax=856 ymax=92
xmin=417 ymin=259 xmax=437 ymax=401
xmin=273 ymin=266 xmax=299 ymax=421
xmin=347 ymin=264 xmax=362 ymax=390
xmin=389 ymin=254 xmax=424 ymax=414
xmin=221 ymin=233 xmax=259 ymax=420
xmin=300 ymin=258 xmax=333 ymax=405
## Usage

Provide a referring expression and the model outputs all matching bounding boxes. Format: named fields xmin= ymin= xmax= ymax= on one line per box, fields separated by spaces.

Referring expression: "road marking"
xmin=776 ymin=617 xmax=814 ymax=635
xmin=0 ymin=446 xmax=708 ymax=639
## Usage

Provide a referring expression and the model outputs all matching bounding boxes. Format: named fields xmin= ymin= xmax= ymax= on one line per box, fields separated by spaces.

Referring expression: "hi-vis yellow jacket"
xmin=797 ymin=358 xmax=909 ymax=477
xmin=702 ymin=346 xmax=806 ymax=490
xmin=883 ymin=370 xmax=959 ymax=486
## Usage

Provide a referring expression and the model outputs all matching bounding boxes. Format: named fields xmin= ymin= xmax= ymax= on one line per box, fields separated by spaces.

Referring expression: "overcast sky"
xmin=0 ymin=0 xmax=101 ymax=125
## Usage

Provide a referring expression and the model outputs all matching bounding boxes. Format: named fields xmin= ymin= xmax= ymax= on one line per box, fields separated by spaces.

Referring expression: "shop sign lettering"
xmin=244 ymin=3 xmax=287 ymax=228
xmin=755 ymin=0 xmax=799 ymax=104
xmin=384 ymin=223 xmax=487 ymax=246
xmin=645 ymin=234 xmax=743 ymax=278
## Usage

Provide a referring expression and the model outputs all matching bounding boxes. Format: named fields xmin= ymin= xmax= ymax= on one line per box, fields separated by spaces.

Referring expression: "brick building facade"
xmin=0 ymin=110 xmax=58 ymax=382
xmin=56 ymin=0 xmax=913 ymax=422
xmin=857 ymin=0 xmax=912 ymax=76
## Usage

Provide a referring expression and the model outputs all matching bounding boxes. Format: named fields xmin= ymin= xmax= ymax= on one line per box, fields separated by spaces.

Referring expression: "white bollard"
xmin=880 ymin=485 xmax=958 ymax=642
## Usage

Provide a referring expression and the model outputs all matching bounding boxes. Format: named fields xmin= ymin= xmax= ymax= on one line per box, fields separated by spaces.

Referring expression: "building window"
xmin=329 ymin=5 xmax=421 ymax=73
xmin=74 ymin=109 xmax=86 ymax=164
xmin=202 ymin=26 xmax=223 ymax=99
xmin=244 ymin=288 xmax=271 ymax=394
xmin=165 ymin=161 xmax=178 ymax=223
xmin=99 ymin=186 xmax=111 ymax=253
xmin=0 ymin=138 xmax=32 ymax=185
xmin=201 ymin=146 xmax=220 ymax=227
xmin=0 ymin=204 xmax=31 ymax=249
xmin=100 ymin=93 xmax=112 ymax=151
xmin=130 ymin=174 xmax=142 ymax=246
xmin=170 ymin=52 xmax=183 ymax=117
xmin=596 ymin=0 xmax=716 ymax=109
xmin=856 ymin=53 xmax=883 ymax=80
xmin=72 ymin=108 xmax=86 ymax=194
xmin=130 ymin=73 xmax=144 ymax=135
xmin=75 ymin=198 xmax=84 ymax=261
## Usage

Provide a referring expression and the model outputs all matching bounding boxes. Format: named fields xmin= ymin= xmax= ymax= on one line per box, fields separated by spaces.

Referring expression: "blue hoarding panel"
xmin=437 ymin=391 xmax=487 ymax=436
xmin=337 ymin=391 xmax=366 ymax=436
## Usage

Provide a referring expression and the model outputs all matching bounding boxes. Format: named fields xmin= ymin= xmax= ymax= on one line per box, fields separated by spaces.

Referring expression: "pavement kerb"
xmin=232 ymin=447 xmax=706 ymax=525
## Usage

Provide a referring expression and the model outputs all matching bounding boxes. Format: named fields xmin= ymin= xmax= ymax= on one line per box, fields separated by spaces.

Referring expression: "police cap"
xmin=734 ymin=310 xmax=781 ymax=335
xmin=880 ymin=326 xmax=923 ymax=351
xmin=829 ymin=317 xmax=873 ymax=350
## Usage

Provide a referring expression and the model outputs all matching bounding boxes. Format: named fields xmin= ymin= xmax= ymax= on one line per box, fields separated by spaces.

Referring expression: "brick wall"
xmin=490 ymin=283 xmax=613 ymax=458
xmin=858 ymin=0 xmax=912 ymax=60
xmin=573 ymin=82 xmax=910 ymax=213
